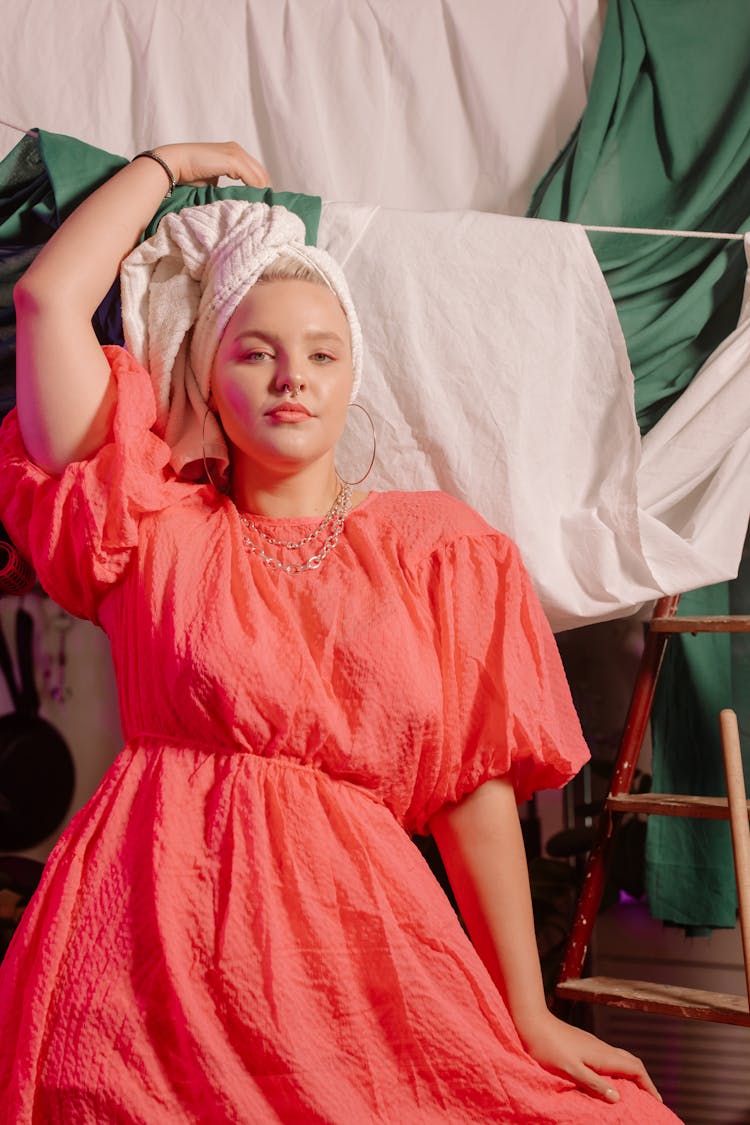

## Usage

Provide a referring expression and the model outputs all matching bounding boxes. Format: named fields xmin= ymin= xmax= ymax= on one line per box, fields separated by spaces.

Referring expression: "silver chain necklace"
xmin=238 ymin=482 xmax=353 ymax=574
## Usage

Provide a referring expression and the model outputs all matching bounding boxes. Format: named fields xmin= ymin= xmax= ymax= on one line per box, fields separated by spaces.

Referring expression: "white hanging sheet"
xmin=0 ymin=0 xmax=597 ymax=217
xmin=321 ymin=205 xmax=750 ymax=631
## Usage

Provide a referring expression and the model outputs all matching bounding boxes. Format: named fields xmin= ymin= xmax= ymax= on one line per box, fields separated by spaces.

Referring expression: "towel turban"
xmin=120 ymin=200 xmax=363 ymax=480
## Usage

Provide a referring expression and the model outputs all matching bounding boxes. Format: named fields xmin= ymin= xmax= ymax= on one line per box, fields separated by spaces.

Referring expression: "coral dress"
xmin=0 ymin=349 xmax=676 ymax=1123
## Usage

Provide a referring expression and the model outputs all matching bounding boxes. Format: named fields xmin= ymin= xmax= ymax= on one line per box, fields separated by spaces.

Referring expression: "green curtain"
xmin=0 ymin=129 xmax=321 ymax=419
xmin=528 ymin=0 xmax=750 ymax=928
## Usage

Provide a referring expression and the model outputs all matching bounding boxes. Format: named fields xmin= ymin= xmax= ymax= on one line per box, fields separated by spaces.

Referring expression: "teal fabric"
xmin=528 ymin=0 xmax=750 ymax=927
xmin=529 ymin=0 xmax=750 ymax=434
xmin=0 ymin=130 xmax=321 ymax=419
xmin=647 ymin=583 xmax=734 ymax=929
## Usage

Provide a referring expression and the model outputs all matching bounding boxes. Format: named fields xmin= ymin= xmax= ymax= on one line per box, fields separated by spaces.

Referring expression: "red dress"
xmin=0 ymin=348 xmax=676 ymax=1123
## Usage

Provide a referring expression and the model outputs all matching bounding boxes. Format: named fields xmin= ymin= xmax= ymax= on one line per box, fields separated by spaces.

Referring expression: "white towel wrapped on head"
xmin=120 ymin=199 xmax=363 ymax=481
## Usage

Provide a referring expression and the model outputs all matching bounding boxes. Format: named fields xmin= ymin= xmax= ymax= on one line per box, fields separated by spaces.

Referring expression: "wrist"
xmin=507 ymin=1002 xmax=555 ymax=1044
xmin=131 ymin=149 xmax=176 ymax=198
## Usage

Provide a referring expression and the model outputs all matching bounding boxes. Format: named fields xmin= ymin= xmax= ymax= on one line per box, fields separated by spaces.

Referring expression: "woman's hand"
xmin=150 ymin=141 xmax=271 ymax=190
xmin=516 ymin=1009 xmax=662 ymax=1104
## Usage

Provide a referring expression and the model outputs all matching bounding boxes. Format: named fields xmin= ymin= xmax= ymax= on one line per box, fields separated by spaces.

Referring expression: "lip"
xmin=265 ymin=403 xmax=312 ymax=422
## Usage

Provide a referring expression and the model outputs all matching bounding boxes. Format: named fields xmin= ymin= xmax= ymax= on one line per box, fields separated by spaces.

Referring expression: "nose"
xmin=274 ymin=356 xmax=305 ymax=396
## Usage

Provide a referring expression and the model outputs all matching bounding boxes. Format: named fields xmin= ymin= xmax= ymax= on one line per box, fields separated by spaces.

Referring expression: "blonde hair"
xmin=257 ymin=252 xmax=328 ymax=287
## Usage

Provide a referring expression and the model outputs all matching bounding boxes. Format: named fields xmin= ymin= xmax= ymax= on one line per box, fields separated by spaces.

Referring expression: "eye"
xmin=311 ymin=352 xmax=335 ymax=364
xmin=242 ymin=349 xmax=273 ymax=363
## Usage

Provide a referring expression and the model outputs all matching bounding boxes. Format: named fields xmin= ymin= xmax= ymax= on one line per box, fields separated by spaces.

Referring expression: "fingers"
xmin=220 ymin=141 xmax=271 ymax=189
xmin=246 ymin=154 xmax=272 ymax=189
xmin=603 ymin=1048 xmax=662 ymax=1101
xmin=582 ymin=1045 xmax=663 ymax=1103
xmin=570 ymin=1063 xmax=622 ymax=1103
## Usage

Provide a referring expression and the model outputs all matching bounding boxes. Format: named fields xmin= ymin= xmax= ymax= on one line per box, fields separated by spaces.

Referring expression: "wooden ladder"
xmin=556 ymin=595 xmax=750 ymax=1026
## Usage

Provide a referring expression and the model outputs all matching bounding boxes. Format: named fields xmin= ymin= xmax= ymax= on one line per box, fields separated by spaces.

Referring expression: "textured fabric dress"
xmin=0 ymin=348 xmax=677 ymax=1123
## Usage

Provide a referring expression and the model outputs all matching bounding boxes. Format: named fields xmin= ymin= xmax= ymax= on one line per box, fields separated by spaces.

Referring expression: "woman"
xmin=0 ymin=142 xmax=677 ymax=1123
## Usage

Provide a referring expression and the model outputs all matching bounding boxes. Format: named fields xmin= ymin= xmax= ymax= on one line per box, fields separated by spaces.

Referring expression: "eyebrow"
xmin=234 ymin=329 xmax=346 ymax=347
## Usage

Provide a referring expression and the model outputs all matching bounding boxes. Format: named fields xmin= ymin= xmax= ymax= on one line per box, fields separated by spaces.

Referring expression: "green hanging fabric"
xmin=0 ymin=129 xmax=321 ymax=420
xmin=528 ymin=0 xmax=750 ymax=928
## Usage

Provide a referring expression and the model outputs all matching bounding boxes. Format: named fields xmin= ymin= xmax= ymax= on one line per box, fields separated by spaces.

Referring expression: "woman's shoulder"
xmin=364 ymin=489 xmax=515 ymax=564
xmin=369 ymin=487 xmax=489 ymax=527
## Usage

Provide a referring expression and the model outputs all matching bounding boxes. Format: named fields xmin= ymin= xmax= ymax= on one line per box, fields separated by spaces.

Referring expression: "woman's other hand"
xmin=516 ymin=1010 xmax=662 ymax=1104
xmin=149 ymin=141 xmax=271 ymax=190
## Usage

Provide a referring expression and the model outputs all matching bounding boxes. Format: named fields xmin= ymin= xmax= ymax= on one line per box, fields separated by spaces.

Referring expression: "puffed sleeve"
xmin=0 ymin=346 xmax=194 ymax=622
xmin=406 ymin=530 xmax=589 ymax=835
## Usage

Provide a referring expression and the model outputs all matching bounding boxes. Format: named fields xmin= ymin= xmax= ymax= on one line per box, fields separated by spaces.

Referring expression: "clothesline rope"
xmin=583 ymin=223 xmax=746 ymax=242
xmin=0 ymin=119 xmax=38 ymax=138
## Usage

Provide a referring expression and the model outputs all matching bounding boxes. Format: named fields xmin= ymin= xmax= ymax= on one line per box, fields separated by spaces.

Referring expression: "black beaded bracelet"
xmin=131 ymin=150 xmax=176 ymax=198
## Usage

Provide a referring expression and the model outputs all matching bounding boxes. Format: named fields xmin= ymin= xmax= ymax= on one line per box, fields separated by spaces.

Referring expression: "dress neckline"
xmin=233 ymin=490 xmax=379 ymax=527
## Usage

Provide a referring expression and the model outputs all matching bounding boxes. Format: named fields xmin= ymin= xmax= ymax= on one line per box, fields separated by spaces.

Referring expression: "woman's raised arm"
xmin=14 ymin=142 xmax=269 ymax=474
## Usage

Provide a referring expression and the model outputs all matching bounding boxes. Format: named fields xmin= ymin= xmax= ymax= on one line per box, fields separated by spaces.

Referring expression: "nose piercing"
xmin=284 ymin=377 xmax=302 ymax=398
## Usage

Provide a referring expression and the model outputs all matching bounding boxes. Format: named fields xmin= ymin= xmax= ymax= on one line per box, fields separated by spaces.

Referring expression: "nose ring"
xmin=284 ymin=377 xmax=302 ymax=398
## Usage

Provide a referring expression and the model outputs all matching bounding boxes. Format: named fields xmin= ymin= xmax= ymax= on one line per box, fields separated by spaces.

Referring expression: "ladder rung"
xmin=606 ymin=793 xmax=748 ymax=820
xmin=650 ymin=615 xmax=750 ymax=633
xmin=556 ymin=976 xmax=750 ymax=1026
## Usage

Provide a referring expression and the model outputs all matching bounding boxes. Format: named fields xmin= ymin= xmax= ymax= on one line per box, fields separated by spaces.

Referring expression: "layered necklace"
xmin=238 ymin=481 xmax=353 ymax=574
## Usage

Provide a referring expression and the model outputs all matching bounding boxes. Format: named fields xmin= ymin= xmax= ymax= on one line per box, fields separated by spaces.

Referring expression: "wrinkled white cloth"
xmin=0 ymin=0 xmax=599 ymax=218
xmin=320 ymin=204 xmax=750 ymax=630
xmin=120 ymin=200 xmax=363 ymax=479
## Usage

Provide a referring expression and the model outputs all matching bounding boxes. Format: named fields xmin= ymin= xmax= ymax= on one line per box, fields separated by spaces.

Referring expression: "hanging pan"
xmin=0 ymin=608 xmax=75 ymax=851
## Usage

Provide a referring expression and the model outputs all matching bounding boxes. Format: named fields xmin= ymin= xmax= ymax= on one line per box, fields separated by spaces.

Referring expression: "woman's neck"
xmin=229 ymin=455 xmax=342 ymax=518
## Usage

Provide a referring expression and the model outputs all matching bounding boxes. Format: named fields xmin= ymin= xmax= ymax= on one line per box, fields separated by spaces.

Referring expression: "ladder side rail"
xmin=719 ymin=709 xmax=750 ymax=1010
xmin=556 ymin=595 xmax=681 ymax=987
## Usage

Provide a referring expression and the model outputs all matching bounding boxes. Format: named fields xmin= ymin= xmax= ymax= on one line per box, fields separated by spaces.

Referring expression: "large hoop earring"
xmin=202 ymin=406 xmax=222 ymax=492
xmin=337 ymin=402 xmax=377 ymax=487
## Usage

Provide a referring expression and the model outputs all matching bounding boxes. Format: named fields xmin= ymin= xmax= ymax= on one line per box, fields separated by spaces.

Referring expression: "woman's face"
xmin=211 ymin=278 xmax=354 ymax=478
